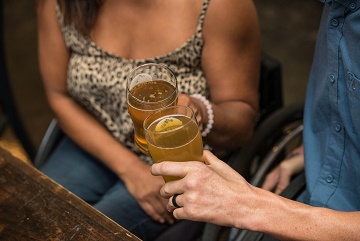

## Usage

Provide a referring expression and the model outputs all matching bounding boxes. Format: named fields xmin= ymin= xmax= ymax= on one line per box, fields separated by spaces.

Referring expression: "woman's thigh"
xmin=39 ymin=136 xmax=118 ymax=204
xmin=40 ymin=136 xmax=171 ymax=240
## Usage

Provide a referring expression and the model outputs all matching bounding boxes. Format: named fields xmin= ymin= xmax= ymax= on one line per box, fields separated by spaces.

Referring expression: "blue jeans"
xmin=39 ymin=136 xmax=171 ymax=241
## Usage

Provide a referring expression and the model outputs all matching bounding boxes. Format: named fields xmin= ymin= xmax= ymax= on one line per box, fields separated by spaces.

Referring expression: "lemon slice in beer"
xmin=155 ymin=117 xmax=183 ymax=131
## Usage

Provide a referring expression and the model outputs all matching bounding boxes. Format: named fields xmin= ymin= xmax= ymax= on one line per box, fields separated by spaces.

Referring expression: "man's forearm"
xmin=244 ymin=187 xmax=360 ymax=241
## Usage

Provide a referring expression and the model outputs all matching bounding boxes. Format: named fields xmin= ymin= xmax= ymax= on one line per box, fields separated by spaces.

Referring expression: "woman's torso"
xmin=56 ymin=0 xmax=211 ymax=163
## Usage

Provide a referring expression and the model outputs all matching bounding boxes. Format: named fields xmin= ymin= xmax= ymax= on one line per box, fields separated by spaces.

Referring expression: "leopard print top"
xmin=55 ymin=0 xmax=210 ymax=164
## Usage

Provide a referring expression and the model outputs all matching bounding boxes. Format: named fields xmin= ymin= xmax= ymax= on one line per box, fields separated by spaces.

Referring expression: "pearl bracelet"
xmin=191 ymin=94 xmax=214 ymax=137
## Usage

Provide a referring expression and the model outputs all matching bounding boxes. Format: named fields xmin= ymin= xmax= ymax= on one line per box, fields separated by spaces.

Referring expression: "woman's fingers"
xmin=261 ymin=167 xmax=280 ymax=191
xmin=138 ymin=194 xmax=174 ymax=224
xmin=139 ymin=198 xmax=165 ymax=223
xmin=177 ymin=94 xmax=204 ymax=130
xmin=158 ymin=196 xmax=175 ymax=224
xmin=274 ymin=172 xmax=291 ymax=194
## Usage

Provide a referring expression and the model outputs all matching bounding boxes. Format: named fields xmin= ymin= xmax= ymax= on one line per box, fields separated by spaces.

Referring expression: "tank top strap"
xmin=54 ymin=0 xmax=65 ymax=28
xmin=195 ymin=0 xmax=211 ymax=36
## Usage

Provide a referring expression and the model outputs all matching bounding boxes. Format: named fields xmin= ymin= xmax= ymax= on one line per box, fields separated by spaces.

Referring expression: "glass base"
xmin=135 ymin=139 xmax=150 ymax=155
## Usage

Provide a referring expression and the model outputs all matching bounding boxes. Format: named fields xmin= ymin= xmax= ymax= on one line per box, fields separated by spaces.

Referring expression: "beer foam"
xmin=130 ymin=73 xmax=152 ymax=89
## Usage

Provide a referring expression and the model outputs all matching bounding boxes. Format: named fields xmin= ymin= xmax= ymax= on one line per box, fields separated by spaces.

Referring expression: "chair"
xmin=0 ymin=0 xmax=36 ymax=158
xmin=0 ymin=103 xmax=6 ymax=136
xmin=200 ymin=102 xmax=305 ymax=241
xmin=0 ymin=1 xmax=7 ymax=137
xmin=257 ymin=53 xmax=283 ymax=124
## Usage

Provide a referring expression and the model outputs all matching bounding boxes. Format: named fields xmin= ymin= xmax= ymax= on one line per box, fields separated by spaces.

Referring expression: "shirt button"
xmin=326 ymin=175 xmax=334 ymax=183
xmin=330 ymin=75 xmax=335 ymax=83
xmin=331 ymin=19 xmax=339 ymax=27
xmin=334 ymin=123 xmax=342 ymax=132
xmin=349 ymin=2 xmax=356 ymax=10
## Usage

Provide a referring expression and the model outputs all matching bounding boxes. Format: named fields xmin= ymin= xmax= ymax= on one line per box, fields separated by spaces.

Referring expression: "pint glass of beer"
xmin=144 ymin=106 xmax=204 ymax=182
xmin=126 ymin=63 xmax=178 ymax=155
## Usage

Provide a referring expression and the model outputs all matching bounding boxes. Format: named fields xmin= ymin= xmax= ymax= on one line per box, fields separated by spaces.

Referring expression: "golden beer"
xmin=144 ymin=106 xmax=204 ymax=182
xmin=126 ymin=63 xmax=178 ymax=155
xmin=127 ymin=80 xmax=178 ymax=154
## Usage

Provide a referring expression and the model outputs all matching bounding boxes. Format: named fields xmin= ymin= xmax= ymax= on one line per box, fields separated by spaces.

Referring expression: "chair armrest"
xmin=33 ymin=119 xmax=63 ymax=168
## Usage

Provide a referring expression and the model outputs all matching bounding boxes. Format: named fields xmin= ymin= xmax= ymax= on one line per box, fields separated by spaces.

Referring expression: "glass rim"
xmin=129 ymin=63 xmax=173 ymax=74
xmin=126 ymin=63 xmax=178 ymax=104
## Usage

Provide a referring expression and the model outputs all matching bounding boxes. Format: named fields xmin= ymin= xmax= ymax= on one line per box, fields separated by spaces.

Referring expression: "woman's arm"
xmin=36 ymin=0 xmax=172 ymax=224
xmin=151 ymin=151 xmax=360 ymax=241
xmin=200 ymin=0 xmax=261 ymax=149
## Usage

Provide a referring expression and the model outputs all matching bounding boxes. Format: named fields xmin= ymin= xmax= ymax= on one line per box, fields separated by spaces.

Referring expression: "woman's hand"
xmin=261 ymin=145 xmax=304 ymax=194
xmin=122 ymin=161 xmax=175 ymax=224
xmin=177 ymin=94 xmax=207 ymax=132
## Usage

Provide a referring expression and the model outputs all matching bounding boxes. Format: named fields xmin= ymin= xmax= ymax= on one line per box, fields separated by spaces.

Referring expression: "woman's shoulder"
xmin=203 ymin=0 xmax=259 ymax=37
xmin=206 ymin=0 xmax=258 ymax=22
xmin=37 ymin=0 xmax=57 ymax=16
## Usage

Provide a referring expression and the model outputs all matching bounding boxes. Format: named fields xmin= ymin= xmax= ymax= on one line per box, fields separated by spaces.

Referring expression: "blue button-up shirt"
xmin=302 ymin=0 xmax=360 ymax=211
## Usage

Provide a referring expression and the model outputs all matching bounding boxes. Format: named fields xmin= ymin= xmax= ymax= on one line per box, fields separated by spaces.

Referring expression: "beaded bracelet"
xmin=191 ymin=94 xmax=214 ymax=137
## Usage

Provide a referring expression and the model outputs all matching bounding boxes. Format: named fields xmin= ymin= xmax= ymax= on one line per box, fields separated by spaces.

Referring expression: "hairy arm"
xmin=246 ymin=187 xmax=360 ymax=241
xmin=151 ymin=151 xmax=360 ymax=241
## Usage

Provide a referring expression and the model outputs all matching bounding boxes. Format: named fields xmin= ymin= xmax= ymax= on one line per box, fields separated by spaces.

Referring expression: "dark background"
xmin=0 ymin=0 xmax=323 ymax=161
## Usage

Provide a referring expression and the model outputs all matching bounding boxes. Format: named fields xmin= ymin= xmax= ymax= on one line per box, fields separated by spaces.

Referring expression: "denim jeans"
xmin=39 ymin=136 xmax=171 ymax=241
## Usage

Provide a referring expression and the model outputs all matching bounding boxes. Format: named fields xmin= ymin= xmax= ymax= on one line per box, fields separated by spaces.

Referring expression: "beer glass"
xmin=126 ymin=63 xmax=178 ymax=155
xmin=144 ymin=105 xmax=204 ymax=182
